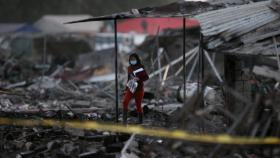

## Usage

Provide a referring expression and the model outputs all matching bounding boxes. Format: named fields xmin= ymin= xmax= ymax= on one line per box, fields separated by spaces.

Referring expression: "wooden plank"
xmin=242 ymin=30 xmax=280 ymax=44
xmin=273 ymin=36 xmax=280 ymax=70
xmin=175 ymin=50 xmax=197 ymax=76
xmin=149 ymin=47 xmax=198 ymax=78
xmin=253 ymin=66 xmax=280 ymax=81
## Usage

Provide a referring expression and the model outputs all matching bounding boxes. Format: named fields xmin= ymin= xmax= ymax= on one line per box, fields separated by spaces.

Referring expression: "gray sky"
xmin=0 ymin=0 xmax=177 ymax=22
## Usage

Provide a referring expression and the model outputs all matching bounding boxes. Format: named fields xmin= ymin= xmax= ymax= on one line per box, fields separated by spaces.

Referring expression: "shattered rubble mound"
xmin=1 ymin=1 xmax=280 ymax=157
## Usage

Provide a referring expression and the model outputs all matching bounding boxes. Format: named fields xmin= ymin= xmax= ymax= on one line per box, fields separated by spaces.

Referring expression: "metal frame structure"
xmin=66 ymin=15 xmax=189 ymax=122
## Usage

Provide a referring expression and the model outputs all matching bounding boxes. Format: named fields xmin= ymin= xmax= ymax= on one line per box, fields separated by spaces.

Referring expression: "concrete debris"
xmin=269 ymin=0 xmax=280 ymax=13
xmin=177 ymin=82 xmax=217 ymax=103
xmin=28 ymin=76 xmax=61 ymax=90
xmin=1 ymin=0 xmax=280 ymax=158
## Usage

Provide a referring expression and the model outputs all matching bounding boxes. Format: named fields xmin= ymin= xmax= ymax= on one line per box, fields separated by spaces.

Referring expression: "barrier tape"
xmin=0 ymin=117 xmax=279 ymax=145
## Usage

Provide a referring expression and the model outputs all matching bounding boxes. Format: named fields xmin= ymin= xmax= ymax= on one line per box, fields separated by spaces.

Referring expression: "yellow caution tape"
xmin=0 ymin=117 xmax=279 ymax=145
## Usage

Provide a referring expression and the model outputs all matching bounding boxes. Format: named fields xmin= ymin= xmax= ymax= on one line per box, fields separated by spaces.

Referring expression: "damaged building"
xmin=0 ymin=0 xmax=280 ymax=158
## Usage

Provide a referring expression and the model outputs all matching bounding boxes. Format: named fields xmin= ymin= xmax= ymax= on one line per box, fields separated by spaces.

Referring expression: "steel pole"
xmin=114 ymin=18 xmax=119 ymax=122
xmin=183 ymin=18 xmax=186 ymax=106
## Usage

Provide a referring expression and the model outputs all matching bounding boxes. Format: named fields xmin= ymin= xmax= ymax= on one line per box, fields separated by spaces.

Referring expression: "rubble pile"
xmin=0 ymin=31 xmax=228 ymax=158
xmin=1 ymin=0 xmax=280 ymax=158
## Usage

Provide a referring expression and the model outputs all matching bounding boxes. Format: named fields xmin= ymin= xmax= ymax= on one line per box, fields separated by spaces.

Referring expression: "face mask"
xmin=130 ymin=60 xmax=137 ymax=65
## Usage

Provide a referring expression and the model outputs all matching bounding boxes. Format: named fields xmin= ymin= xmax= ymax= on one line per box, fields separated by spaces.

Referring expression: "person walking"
xmin=122 ymin=53 xmax=149 ymax=124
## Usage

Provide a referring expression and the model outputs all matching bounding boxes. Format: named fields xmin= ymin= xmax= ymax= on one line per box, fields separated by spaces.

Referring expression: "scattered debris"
xmin=1 ymin=0 xmax=280 ymax=158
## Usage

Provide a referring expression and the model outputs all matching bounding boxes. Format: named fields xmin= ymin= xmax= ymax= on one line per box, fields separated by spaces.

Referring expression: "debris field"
xmin=1 ymin=0 xmax=280 ymax=158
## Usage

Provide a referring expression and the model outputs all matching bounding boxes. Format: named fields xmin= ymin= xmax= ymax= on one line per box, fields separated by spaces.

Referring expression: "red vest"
xmin=127 ymin=65 xmax=149 ymax=90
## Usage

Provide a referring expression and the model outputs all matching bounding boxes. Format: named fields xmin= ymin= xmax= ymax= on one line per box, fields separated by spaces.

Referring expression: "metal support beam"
xmin=43 ymin=36 xmax=47 ymax=75
xmin=224 ymin=55 xmax=236 ymax=125
xmin=183 ymin=18 xmax=186 ymax=106
xmin=198 ymin=31 xmax=205 ymax=132
xmin=204 ymin=50 xmax=223 ymax=83
xmin=114 ymin=18 xmax=119 ymax=122
xmin=40 ymin=36 xmax=47 ymax=88
xmin=197 ymin=32 xmax=204 ymax=95
xmin=187 ymin=53 xmax=198 ymax=81
xmin=200 ymin=33 xmax=204 ymax=91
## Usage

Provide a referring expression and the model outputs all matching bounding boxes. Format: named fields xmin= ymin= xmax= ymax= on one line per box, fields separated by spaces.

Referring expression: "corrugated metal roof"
xmin=226 ymin=19 xmax=280 ymax=55
xmin=64 ymin=1 xmax=215 ymax=24
xmin=195 ymin=1 xmax=280 ymax=50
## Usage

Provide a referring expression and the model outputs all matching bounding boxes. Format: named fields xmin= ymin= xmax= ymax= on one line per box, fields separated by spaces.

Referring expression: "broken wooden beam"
xmin=253 ymin=65 xmax=280 ymax=81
